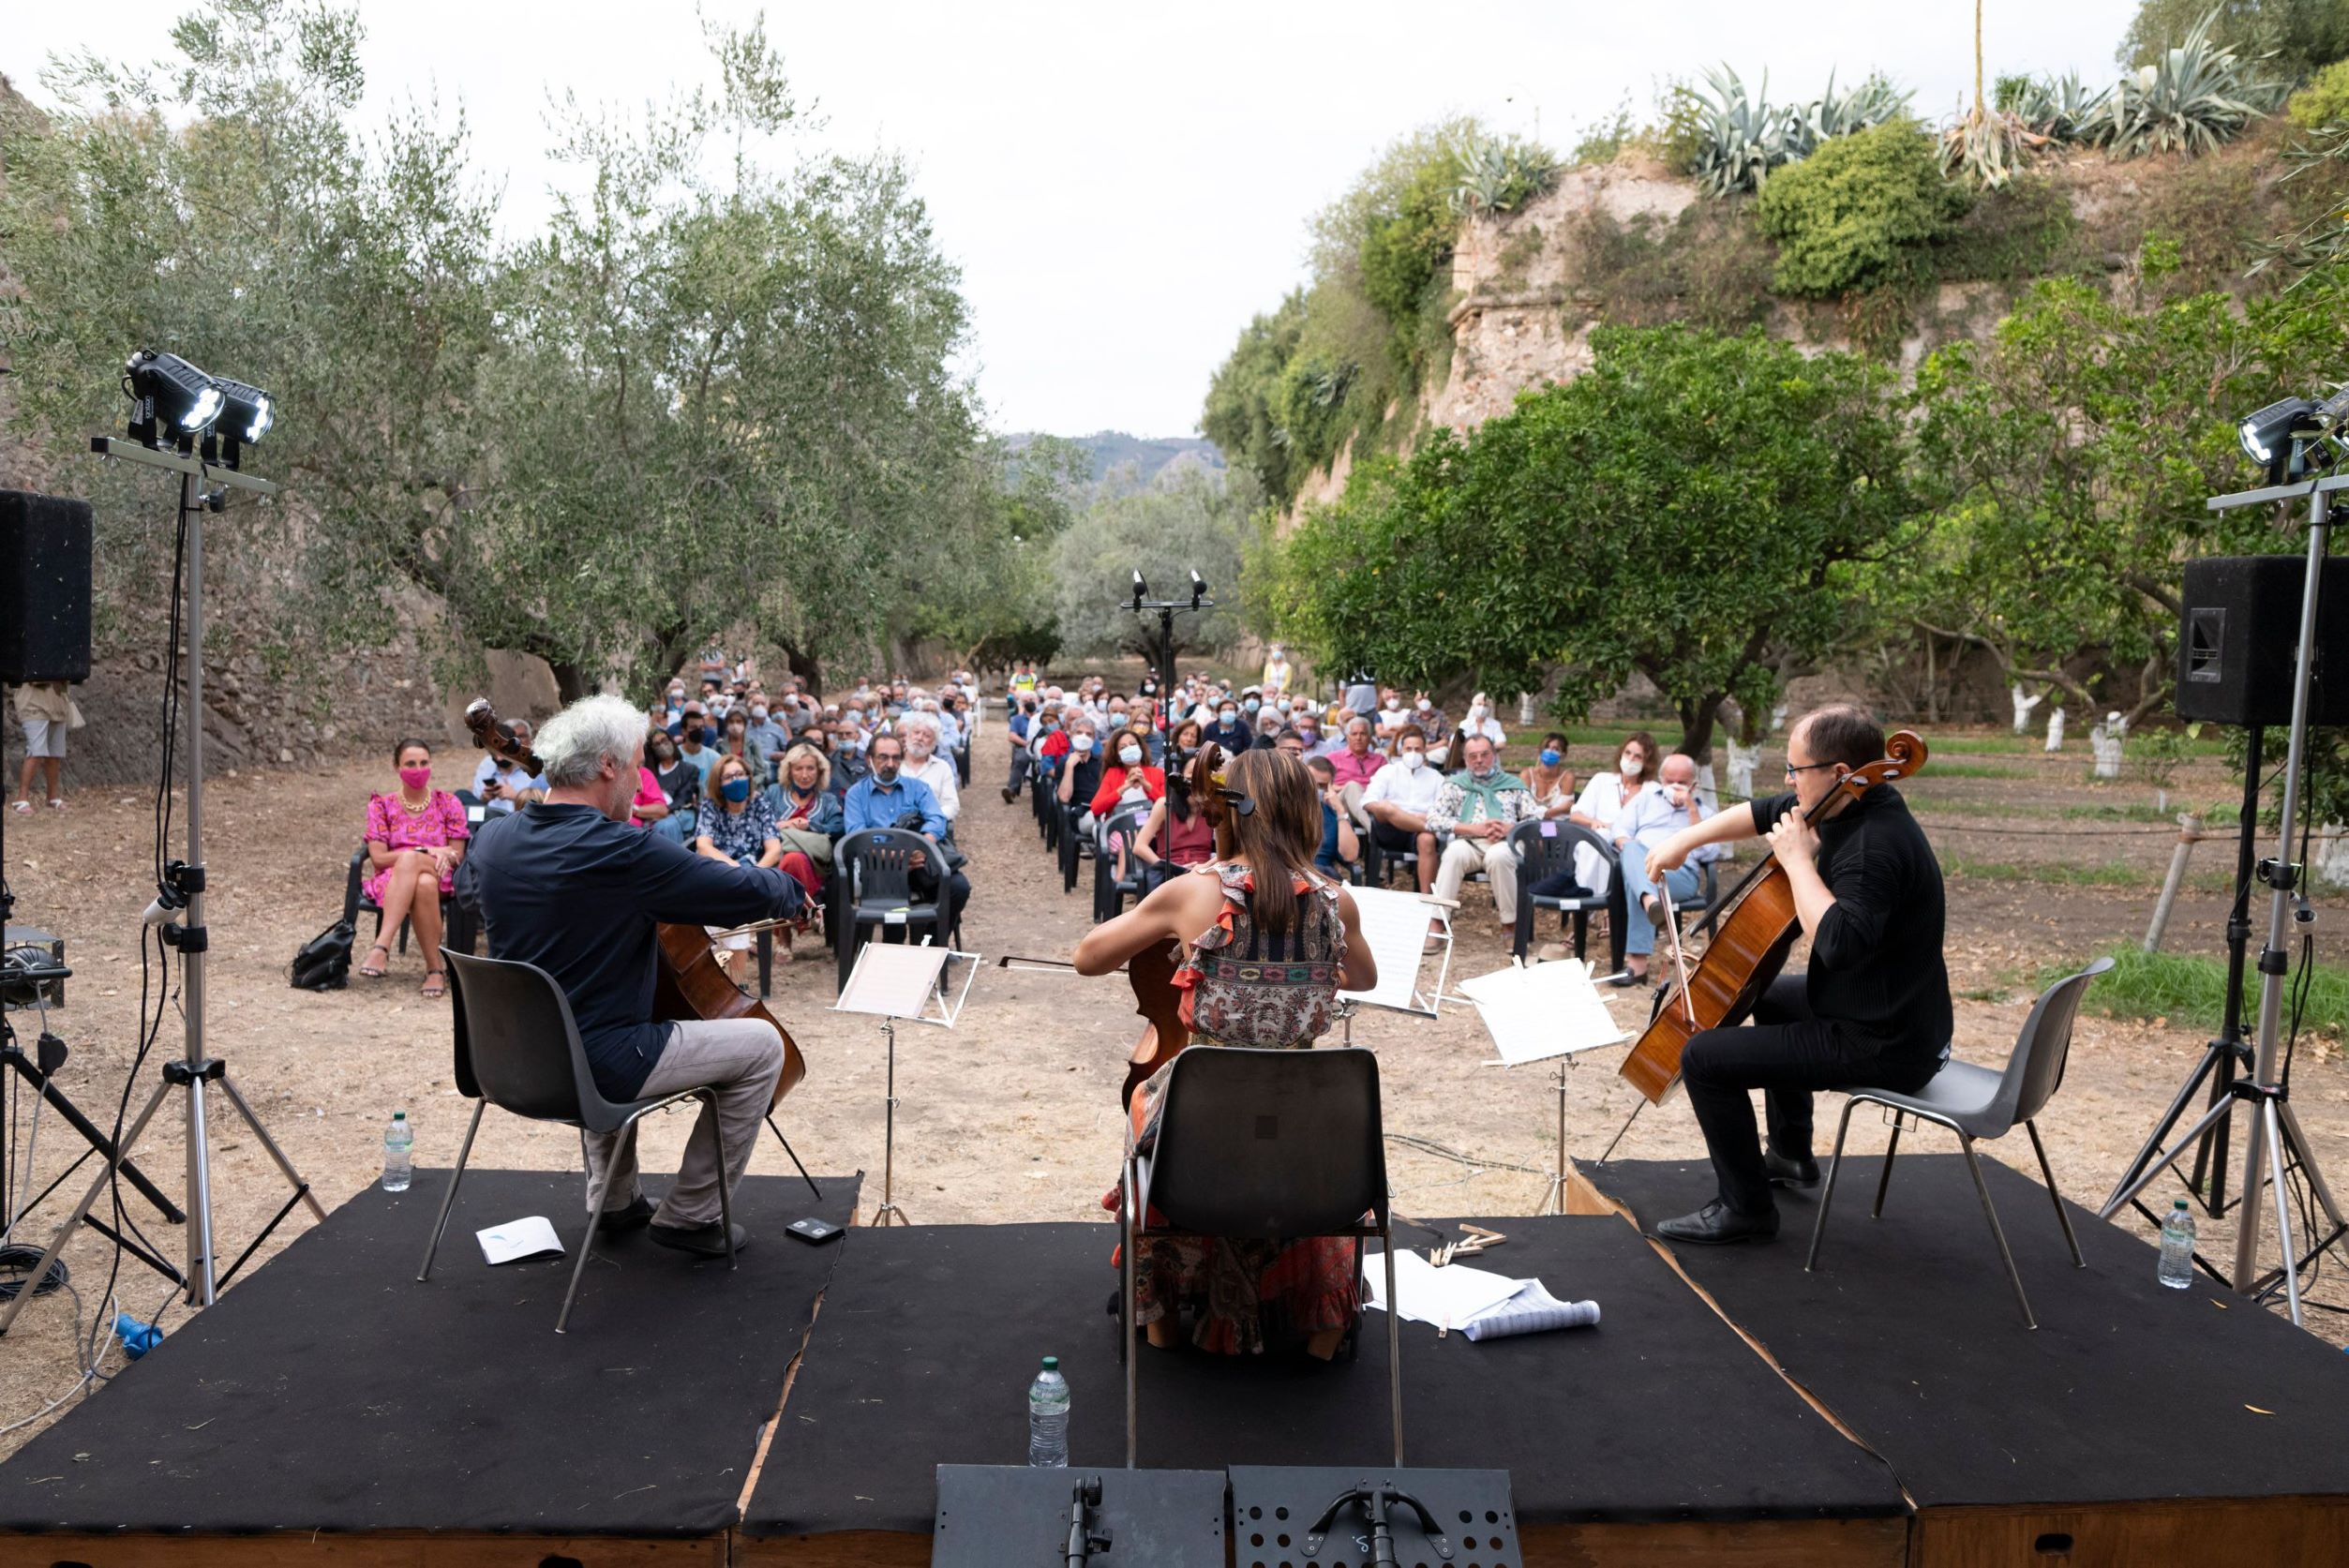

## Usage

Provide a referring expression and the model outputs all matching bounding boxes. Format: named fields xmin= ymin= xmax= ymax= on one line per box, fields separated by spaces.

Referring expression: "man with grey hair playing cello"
xmin=460 ymin=694 xmax=805 ymax=1258
xmin=1635 ymin=705 xmax=1952 ymax=1246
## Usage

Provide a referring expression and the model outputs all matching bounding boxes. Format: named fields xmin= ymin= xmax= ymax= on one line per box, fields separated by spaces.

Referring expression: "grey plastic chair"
xmin=416 ymin=950 xmax=735 ymax=1333
xmin=1806 ymin=957 xmax=2113 ymax=1329
xmin=1120 ymin=1047 xmax=1399 ymax=1468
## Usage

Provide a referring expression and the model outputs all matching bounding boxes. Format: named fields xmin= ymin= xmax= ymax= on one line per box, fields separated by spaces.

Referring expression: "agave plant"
xmin=1785 ymin=71 xmax=1913 ymax=160
xmin=2002 ymin=69 xmax=2111 ymax=143
xmin=1449 ymin=130 xmax=1563 ymax=217
xmin=1685 ymin=66 xmax=1792 ymax=196
xmin=2092 ymin=10 xmax=2286 ymax=158
xmin=1940 ymin=109 xmax=2047 ymax=187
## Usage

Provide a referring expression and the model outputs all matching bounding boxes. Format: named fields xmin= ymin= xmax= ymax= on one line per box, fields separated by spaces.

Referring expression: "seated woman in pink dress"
xmin=358 ymin=739 xmax=470 ymax=997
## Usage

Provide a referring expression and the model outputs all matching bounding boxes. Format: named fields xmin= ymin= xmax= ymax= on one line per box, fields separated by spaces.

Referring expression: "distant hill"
xmin=1002 ymin=430 xmax=1225 ymax=499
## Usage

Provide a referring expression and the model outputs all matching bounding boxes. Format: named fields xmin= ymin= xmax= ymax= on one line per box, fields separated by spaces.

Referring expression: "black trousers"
xmin=1678 ymin=973 xmax=1940 ymax=1217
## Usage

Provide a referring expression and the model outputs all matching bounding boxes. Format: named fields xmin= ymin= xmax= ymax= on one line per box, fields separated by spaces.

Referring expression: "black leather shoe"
xmin=595 ymin=1193 xmax=656 ymax=1232
xmin=1765 ymin=1150 xmax=1820 ymax=1187
xmin=1654 ymin=1200 xmax=1779 ymax=1246
xmin=650 ymin=1219 xmax=750 ymax=1258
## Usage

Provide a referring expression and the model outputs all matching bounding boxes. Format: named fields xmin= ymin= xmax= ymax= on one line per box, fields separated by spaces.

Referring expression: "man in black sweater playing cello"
xmin=1637 ymin=705 xmax=1953 ymax=1245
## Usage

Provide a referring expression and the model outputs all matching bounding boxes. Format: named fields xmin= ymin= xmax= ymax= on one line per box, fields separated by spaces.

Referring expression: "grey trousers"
xmin=581 ymin=1017 xmax=784 ymax=1227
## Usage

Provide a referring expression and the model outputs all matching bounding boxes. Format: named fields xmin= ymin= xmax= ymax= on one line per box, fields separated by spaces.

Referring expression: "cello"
xmin=1616 ymin=730 xmax=1928 ymax=1106
xmin=462 ymin=699 xmax=808 ymax=1106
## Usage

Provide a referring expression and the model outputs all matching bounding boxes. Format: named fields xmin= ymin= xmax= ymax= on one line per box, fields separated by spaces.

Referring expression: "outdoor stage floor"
xmin=0 ymin=1154 xmax=2341 ymax=1567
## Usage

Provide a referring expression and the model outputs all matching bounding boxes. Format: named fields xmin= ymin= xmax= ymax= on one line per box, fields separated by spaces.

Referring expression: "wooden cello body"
xmin=1616 ymin=730 xmax=1927 ymax=1106
xmin=463 ymin=700 xmax=807 ymax=1105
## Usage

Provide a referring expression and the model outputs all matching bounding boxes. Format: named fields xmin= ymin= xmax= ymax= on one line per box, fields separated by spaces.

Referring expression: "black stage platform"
xmin=1589 ymin=1152 xmax=2349 ymax=1564
xmin=740 ymin=1217 xmax=1908 ymax=1566
xmin=0 ymin=1169 xmax=857 ymax=1564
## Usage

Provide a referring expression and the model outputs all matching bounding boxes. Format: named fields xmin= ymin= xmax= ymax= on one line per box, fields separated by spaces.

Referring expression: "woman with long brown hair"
xmin=1074 ymin=743 xmax=1376 ymax=1358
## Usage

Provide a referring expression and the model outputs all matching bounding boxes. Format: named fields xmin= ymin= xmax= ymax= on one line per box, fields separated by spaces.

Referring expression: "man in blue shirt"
xmin=1612 ymin=752 xmax=1725 ymax=986
xmin=1000 ymin=695 xmax=1035 ymax=802
xmin=843 ymin=731 xmax=968 ymax=933
xmin=458 ymin=695 xmax=802 ymax=1258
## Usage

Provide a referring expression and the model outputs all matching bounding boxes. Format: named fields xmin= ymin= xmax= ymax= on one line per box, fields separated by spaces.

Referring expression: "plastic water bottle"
xmin=1027 ymin=1355 xmax=1070 ymax=1467
xmin=2158 ymin=1199 xmax=2195 ymax=1289
xmin=382 ymin=1112 xmax=413 ymax=1193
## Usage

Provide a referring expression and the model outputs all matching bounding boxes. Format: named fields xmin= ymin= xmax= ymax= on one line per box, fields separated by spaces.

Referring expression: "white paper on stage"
xmin=476 ymin=1216 xmax=562 ymax=1266
xmin=834 ymin=940 xmax=952 ymax=1021
xmin=1459 ymin=958 xmax=1627 ymax=1066
xmin=1364 ymin=1251 xmax=1603 ymax=1339
xmin=1339 ymin=884 xmax=1448 ymax=1015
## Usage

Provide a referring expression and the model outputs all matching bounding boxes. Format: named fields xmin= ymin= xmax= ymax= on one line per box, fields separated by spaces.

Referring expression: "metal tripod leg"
xmin=1534 ymin=1066 xmax=1569 ymax=1216
xmin=2261 ymin=1098 xmax=2304 ymax=1326
xmin=0 ymin=1077 xmax=174 ymax=1337
xmin=2100 ymin=1092 xmax=2237 ymax=1222
xmin=2278 ymin=1101 xmax=2348 ymax=1232
xmin=214 ymin=1074 xmax=326 ymax=1223
xmin=2102 ymin=1040 xmax=2225 ymax=1217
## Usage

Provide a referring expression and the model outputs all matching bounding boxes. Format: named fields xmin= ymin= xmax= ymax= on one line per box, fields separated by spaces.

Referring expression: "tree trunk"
xmin=546 ymin=661 xmax=595 ymax=705
xmin=1675 ymin=693 xmax=1726 ymax=763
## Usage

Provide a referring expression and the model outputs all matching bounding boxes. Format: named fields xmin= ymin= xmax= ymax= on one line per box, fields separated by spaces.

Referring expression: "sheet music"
xmin=1365 ymin=1251 xmax=1602 ymax=1340
xmin=835 ymin=941 xmax=951 ymax=1019
xmin=1460 ymin=960 xmax=1626 ymax=1065
xmin=1339 ymin=885 xmax=1443 ymax=1012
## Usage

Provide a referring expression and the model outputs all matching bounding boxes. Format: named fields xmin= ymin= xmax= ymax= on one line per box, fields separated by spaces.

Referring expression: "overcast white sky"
xmin=7 ymin=2 xmax=2140 ymax=439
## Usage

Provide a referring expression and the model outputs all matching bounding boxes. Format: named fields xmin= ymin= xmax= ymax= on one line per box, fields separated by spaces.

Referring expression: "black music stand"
xmin=932 ymin=1464 xmax=1225 ymax=1568
xmin=1228 ymin=1466 xmax=1519 ymax=1568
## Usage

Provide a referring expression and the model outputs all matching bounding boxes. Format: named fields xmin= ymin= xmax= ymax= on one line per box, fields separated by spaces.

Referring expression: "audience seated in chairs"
xmin=898 ymin=712 xmax=963 ymax=829
xmin=647 ymin=728 xmax=700 ymax=844
xmin=1055 ymin=714 xmax=1105 ymax=832
xmin=1567 ymin=731 xmax=1658 ymax=922
xmin=1000 ymin=693 xmax=1039 ymax=802
xmin=1612 ymin=752 xmax=1727 ymax=988
xmin=696 ymin=754 xmax=821 ymax=974
xmin=1306 ymin=754 xmax=1361 ymax=880
xmin=472 ymin=718 xmax=547 ymax=816
xmin=1426 ymin=733 xmax=1540 ymax=939
xmin=1360 ymin=724 xmax=1443 ymax=901
xmin=358 ymin=738 xmax=470 ymax=998
xmin=844 ymin=732 xmax=970 ymax=937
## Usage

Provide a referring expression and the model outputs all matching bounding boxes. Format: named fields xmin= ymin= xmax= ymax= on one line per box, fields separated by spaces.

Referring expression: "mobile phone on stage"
xmin=786 ymin=1217 xmax=844 ymax=1246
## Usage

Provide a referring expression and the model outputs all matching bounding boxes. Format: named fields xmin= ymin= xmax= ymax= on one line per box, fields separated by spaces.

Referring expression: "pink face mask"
xmin=398 ymin=765 xmax=431 ymax=791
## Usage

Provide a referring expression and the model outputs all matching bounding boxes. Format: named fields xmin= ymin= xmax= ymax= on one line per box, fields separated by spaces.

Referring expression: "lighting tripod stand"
xmin=0 ymin=441 xmax=323 ymax=1337
xmin=2102 ymin=470 xmax=2349 ymax=1324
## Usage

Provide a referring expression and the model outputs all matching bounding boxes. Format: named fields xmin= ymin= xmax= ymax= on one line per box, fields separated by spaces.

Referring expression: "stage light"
xmin=210 ymin=378 xmax=274 ymax=469
xmin=1130 ymin=570 xmax=1147 ymax=612
xmin=2238 ymin=396 xmax=2323 ymax=485
xmin=123 ymin=351 xmax=223 ymax=452
xmin=1189 ymin=569 xmax=1208 ymax=610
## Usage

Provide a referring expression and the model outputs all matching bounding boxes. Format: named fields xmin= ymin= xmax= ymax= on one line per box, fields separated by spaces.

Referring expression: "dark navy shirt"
xmin=457 ymin=802 xmax=802 ymax=1098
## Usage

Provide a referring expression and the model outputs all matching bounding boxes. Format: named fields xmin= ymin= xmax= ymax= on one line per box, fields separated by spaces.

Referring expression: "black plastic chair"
xmin=417 ymin=951 xmax=736 ymax=1333
xmin=343 ymin=847 xmax=410 ymax=956
xmin=1507 ymin=819 xmax=1615 ymax=964
xmin=1361 ymin=825 xmax=1419 ymax=891
xmin=1120 ymin=1047 xmax=1399 ymax=1467
xmin=830 ymin=828 xmax=952 ymax=992
xmin=1092 ymin=802 xmax=1154 ymax=922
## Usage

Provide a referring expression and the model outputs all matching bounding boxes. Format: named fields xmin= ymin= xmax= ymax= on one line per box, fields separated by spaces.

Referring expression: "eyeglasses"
xmin=1784 ymin=761 xmax=1838 ymax=780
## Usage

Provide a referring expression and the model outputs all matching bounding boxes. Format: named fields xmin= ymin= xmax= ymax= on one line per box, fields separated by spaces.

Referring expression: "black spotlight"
xmin=123 ymin=351 xmax=223 ymax=453
xmin=1189 ymin=568 xmax=1208 ymax=609
xmin=208 ymin=378 xmax=274 ymax=470
xmin=1130 ymin=570 xmax=1147 ymax=612
xmin=2239 ymin=396 xmax=2321 ymax=485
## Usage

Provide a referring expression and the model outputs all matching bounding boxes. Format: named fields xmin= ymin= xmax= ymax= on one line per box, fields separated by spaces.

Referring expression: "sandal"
xmin=357 ymin=944 xmax=391 ymax=979
xmin=420 ymin=970 xmax=447 ymax=1000
xmin=8 ymin=801 xmax=28 ymax=815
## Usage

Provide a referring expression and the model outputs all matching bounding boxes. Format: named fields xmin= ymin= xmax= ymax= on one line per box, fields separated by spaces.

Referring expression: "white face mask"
xmin=1072 ymin=734 xmax=1096 ymax=754
xmin=1621 ymin=753 xmax=1642 ymax=777
xmin=1470 ymin=704 xmax=1489 ymax=722
xmin=1416 ymin=698 xmax=1432 ymax=712
xmin=1383 ymin=700 xmax=1401 ymax=715
xmin=1399 ymin=750 xmax=1425 ymax=771
xmin=1118 ymin=744 xmax=1142 ymax=765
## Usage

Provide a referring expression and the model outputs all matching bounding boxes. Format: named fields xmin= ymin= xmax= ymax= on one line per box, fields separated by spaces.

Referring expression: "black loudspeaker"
xmin=0 ymin=491 xmax=95 ymax=685
xmin=2177 ymin=555 xmax=2349 ymax=728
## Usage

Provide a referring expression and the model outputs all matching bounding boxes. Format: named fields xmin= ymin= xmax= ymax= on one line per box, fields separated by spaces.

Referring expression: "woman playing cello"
xmin=1073 ymin=745 xmax=1376 ymax=1358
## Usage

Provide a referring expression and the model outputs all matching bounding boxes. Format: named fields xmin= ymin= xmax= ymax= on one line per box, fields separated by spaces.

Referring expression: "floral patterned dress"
xmin=361 ymin=790 xmax=470 ymax=905
xmin=1112 ymin=860 xmax=1358 ymax=1355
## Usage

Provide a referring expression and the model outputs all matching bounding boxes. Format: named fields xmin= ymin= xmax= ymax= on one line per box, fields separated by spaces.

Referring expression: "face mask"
xmin=871 ymin=762 xmax=900 ymax=784
xmin=1416 ymin=698 xmax=1432 ymax=712
xmin=1384 ymin=701 xmax=1401 ymax=715
xmin=654 ymin=747 xmax=676 ymax=763
xmin=1471 ymin=762 xmax=1497 ymax=782
xmin=1243 ymin=698 xmax=1260 ymax=713
xmin=494 ymin=757 xmax=515 ymax=771
xmin=1118 ymin=744 xmax=1142 ymax=765
xmin=1219 ymin=709 xmax=1236 ymax=724
xmin=1298 ymin=728 xmax=1318 ymax=745
xmin=666 ymin=707 xmax=682 ymax=723
xmin=720 ymin=777 xmax=751 ymax=803
xmin=398 ymin=764 xmax=431 ymax=790
xmin=1399 ymin=750 xmax=1425 ymax=771
xmin=751 ymin=706 xmax=768 ymax=720
xmin=846 ymin=709 xmax=864 ymax=725
xmin=1072 ymin=734 xmax=1096 ymax=754
xmin=1539 ymin=748 xmax=1563 ymax=768
xmin=1621 ymin=754 xmax=1642 ymax=776
xmin=681 ymin=734 xmax=702 ymax=751
xmin=1471 ymin=705 xmax=1489 ymax=722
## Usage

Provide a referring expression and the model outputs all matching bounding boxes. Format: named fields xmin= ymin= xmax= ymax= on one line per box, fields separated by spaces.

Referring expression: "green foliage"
xmin=1200 ymin=292 xmax=1308 ymax=504
xmin=1270 ymin=325 xmax=1913 ymax=757
xmin=1566 ymin=203 xmax=1775 ymax=331
xmin=1998 ymin=70 xmax=2116 ymax=142
xmin=1048 ymin=467 xmax=1261 ymax=660
xmin=1449 ymin=127 xmax=1562 ymax=216
xmin=2119 ymin=0 xmax=2349 ymax=83
xmin=1757 ymin=118 xmax=1970 ymax=298
xmin=0 ymin=0 xmax=1029 ymax=694
xmin=1682 ymin=66 xmax=1912 ymax=197
xmin=2049 ymin=943 xmax=2349 ymax=1039
xmin=2097 ymin=10 xmax=2289 ymax=157
xmin=1567 ymin=97 xmax=1638 ymax=167
xmin=1355 ymin=152 xmax=1459 ymax=325
xmin=1939 ymin=110 xmax=2044 ymax=189
xmin=1933 ymin=175 xmax=2076 ymax=284
xmin=2288 ymin=54 xmax=2349 ymax=122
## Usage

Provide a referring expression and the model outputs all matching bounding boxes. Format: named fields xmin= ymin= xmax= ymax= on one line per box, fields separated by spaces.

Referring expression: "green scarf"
xmin=1449 ymin=767 xmax=1525 ymax=822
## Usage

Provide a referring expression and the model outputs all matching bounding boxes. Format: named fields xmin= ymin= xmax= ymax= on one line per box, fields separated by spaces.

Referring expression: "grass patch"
xmin=1917 ymin=762 xmax=2029 ymax=781
xmin=1914 ymin=731 xmax=2232 ymax=758
xmin=2045 ymin=943 xmax=2349 ymax=1040
xmin=1940 ymin=857 xmax=2234 ymax=895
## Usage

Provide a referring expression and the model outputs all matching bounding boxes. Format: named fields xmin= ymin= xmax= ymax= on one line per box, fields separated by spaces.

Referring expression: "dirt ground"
xmin=0 ymin=725 xmax=2344 ymax=1458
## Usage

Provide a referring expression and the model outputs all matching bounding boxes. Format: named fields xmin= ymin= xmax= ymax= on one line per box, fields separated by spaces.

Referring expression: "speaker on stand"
xmin=0 ymin=491 xmax=95 ymax=687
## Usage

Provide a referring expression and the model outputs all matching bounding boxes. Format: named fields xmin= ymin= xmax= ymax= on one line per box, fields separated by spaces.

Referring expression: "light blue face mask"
xmin=1539 ymin=748 xmax=1563 ymax=767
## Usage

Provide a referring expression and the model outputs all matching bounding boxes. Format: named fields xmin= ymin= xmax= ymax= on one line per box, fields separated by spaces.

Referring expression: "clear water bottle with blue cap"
xmin=1027 ymin=1355 xmax=1070 ymax=1467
